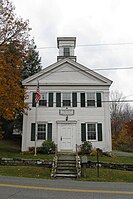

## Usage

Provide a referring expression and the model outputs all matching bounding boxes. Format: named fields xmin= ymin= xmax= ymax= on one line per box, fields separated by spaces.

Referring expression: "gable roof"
xmin=22 ymin=58 xmax=112 ymax=86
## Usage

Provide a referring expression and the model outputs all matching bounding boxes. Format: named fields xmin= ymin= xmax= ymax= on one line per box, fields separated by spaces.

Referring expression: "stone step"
xmin=57 ymin=159 xmax=76 ymax=163
xmin=58 ymin=159 xmax=76 ymax=161
xmin=58 ymin=156 xmax=76 ymax=161
xmin=55 ymin=173 xmax=77 ymax=178
xmin=57 ymin=161 xmax=76 ymax=166
xmin=57 ymin=152 xmax=76 ymax=155
xmin=56 ymin=170 xmax=77 ymax=174
xmin=57 ymin=166 xmax=77 ymax=171
xmin=57 ymin=163 xmax=76 ymax=167
xmin=51 ymin=153 xmax=79 ymax=178
xmin=57 ymin=164 xmax=76 ymax=168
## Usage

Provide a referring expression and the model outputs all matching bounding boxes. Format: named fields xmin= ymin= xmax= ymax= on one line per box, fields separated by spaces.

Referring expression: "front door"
xmin=57 ymin=122 xmax=76 ymax=151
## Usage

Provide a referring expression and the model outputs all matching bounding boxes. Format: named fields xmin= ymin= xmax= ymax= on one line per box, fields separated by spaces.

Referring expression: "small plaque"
xmin=59 ymin=109 xmax=74 ymax=116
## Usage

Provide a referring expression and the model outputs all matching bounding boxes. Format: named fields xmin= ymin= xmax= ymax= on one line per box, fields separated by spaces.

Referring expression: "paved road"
xmin=0 ymin=176 xmax=133 ymax=199
xmin=112 ymin=151 xmax=133 ymax=157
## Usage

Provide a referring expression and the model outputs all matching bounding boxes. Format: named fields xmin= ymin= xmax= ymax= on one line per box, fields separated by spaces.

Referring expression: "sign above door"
xmin=59 ymin=108 xmax=74 ymax=116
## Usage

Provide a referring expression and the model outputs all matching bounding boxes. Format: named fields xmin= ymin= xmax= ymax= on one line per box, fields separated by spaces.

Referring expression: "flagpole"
xmin=34 ymin=102 xmax=38 ymax=156
xmin=34 ymin=80 xmax=41 ymax=156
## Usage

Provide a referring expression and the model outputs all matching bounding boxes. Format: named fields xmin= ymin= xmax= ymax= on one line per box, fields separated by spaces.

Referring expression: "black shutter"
xmin=96 ymin=93 xmax=102 ymax=107
xmin=97 ymin=123 xmax=102 ymax=141
xmin=72 ymin=92 xmax=77 ymax=107
xmin=56 ymin=93 xmax=61 ymax=107
xmin=80 ymin=93 xmax=85 ymax=107
xmin=48 ymin=93 xmax=53 ymax=107
xmin=47 ymin=123 xmax=52 ymax=140
xmin=31 ymin=123 xmax=35 ymax=141
xmin=32 ymin=93 xmax=36 ymax=107
xmin=81 ymin=123 xmax=86 ymax=141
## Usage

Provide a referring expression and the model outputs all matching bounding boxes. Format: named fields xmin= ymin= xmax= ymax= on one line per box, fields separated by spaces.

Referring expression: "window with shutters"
xmin=80 ymin=92 xmax=102 ymax=107
xmin=38 ymin=93 xmax=53 ymax=107
xmin=87 ymin=92 xmax=95 ymax=107
xmin=81 ymin=123 xmax=102 ymax=142
xmin=31 ymin=123 xmax=52 ymax=141
xmin=87 ymin=123 xmax=96 ymax=140
xmin=37 ymin=124 xmax=46 ymax=140
xmin=62 ymin=92 xmax=71 ymax=107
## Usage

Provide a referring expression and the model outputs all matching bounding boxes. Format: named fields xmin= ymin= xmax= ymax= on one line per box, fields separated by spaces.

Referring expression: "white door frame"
xmin=56 ymin=121 xmax=77 ymax=152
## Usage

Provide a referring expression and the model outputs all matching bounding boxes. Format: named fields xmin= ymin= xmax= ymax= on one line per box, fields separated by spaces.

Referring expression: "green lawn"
xmin=88 ymin=155 xmax=133 ymax=164
xmin=0 ymin=139 xmax=133 ymax=182
xmin=0 ymin=139 xmax=54 ymax=160
xmin=80 ymin=168 xmax=133 ymax=183
xmin=0 ymin=166 xmax=133 ymax=182
xmin=0 ymin=139 xmax=133 ymax=163
xmin=0 ymin=166 xmax=51 ymax=179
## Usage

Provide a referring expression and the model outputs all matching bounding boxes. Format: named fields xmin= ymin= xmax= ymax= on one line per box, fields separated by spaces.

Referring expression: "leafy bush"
xmin=40 ymin=140 xmax=56 ymax=154
xmin=90 ymin=149 xmax=97 ymax=156
xmin=81 ymin=141 xmax=92 ymax=155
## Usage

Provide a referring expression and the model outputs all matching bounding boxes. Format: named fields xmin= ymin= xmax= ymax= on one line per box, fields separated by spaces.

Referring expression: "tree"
xmin=118 ymin=121 xmax=133 ymax=151
xmin=0 ymin=0 xmax=30 ymax=47
xmin=110 ymin=90 xmax=133 ymax=149
xmin=126 ymin=120 xmax=133 ymax=150
xmin=22 ymin=38 xmax=42 ymax=79
xmin=0 ymin=0 xmax=31 ymax=121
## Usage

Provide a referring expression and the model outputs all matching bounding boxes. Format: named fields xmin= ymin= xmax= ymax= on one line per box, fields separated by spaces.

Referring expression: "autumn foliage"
xmin=113 ymin=120 xmax=133 ymax=152
xmin=111 ymin=91 xmax=133 ymax=151
xmin=0 ymin=0 xmax=31 ymax=120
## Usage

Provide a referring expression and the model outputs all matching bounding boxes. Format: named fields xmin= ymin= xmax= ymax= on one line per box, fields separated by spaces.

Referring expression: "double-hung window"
xmin=87 ymin=123 xmax=96 ymax=140
xmin=80 ymin=92 xmax=102 ymax=108
xmin=37 ymin=124 xmax=46 ymax=140
xmin=87 ymin=92 xmax=95 ymax=107
xmin=81 ymin=123 xmax=102 ymax=142
xmin=39 ymin=93 xmax=47 ymax=106
xmin=62 ymin=92 xmax=71 ymax=107
xmin=31 ymin=123 xmax=52 ymax=141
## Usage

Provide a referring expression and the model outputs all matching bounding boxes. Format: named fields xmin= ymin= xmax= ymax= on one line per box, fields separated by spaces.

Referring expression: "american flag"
xmin=35 ymin=81 xmax=41 ymax=104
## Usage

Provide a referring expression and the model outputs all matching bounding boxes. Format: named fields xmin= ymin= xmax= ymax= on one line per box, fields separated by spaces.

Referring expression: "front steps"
xmin=51 ymin=153 xmax=81 ymax=178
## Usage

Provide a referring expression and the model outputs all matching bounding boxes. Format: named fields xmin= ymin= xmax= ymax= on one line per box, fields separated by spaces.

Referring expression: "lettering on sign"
xmin=59 ymin=109 xmax=74 ymax=116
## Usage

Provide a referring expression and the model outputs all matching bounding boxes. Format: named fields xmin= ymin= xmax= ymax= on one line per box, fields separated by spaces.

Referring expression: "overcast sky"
xmin=12 ymin=0 xmax=133 ymax=102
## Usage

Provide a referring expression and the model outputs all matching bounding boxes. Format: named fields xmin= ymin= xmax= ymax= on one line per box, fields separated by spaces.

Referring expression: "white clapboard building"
xmin=22 ymin=37 xmax=112 ymax=152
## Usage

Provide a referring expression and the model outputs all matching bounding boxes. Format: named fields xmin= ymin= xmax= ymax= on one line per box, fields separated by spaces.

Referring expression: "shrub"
xmin=40 ymin=140 xmax=56 ymax=154
xmin=81 ymin=141 xmax=92 ymax=155
xmin=90 ymin=149 xmax=97 ymax=156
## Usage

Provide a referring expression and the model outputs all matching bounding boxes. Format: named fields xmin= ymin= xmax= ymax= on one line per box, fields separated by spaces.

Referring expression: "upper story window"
xmin=39 ymin=93 xmax=47 ymax=106
xmin=64 ymin=47 xmax=70 ymax=57
xmin=62 ymin=92 xmax=71 ymax=107
xmin=32 ymin=91 xmax=101 ymax=108
xmin=32 ymin=92 xmax=53 ymax=107
xmin=56 ymin=92 xmax=77 ymax=107
xmin=80 ymin=92 xmax=102 ymax=107
xmin=87 ymin=92 xmax=95 ymax=107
